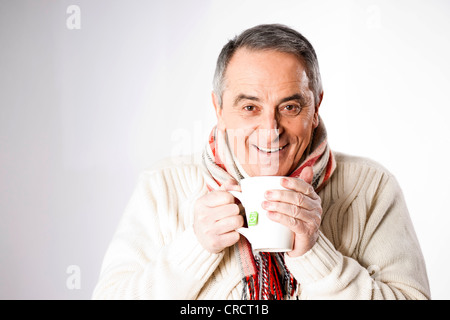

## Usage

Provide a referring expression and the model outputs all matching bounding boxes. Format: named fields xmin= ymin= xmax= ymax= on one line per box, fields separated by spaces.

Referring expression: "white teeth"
xmin=256 ymin=145 xmax=285 ymax=153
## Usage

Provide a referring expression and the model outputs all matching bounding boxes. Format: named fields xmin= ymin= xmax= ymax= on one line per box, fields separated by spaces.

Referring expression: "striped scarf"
xmin=200 ymin=117 xmax=335 ymax=300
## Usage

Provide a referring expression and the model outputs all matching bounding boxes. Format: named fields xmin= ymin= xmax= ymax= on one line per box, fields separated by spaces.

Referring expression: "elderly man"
xmin=93 ymin=24 xmax=430 ymax=299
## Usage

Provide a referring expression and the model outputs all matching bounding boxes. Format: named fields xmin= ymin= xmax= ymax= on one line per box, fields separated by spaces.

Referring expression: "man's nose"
xmin=259 ymin=111 xmax=282 ymax=144
xmin=260 ymin=109 xmax=280 ymax=129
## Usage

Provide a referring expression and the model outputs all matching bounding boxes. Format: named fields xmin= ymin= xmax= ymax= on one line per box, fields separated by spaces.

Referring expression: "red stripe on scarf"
xmin=290 ymin=139 xmax=328 ymax=178
xmin=290 ymin=153 xmax=322 ymax=178
xmin=209 ymin=128 xmax=226 ymax=172
xmin=323 ymin=149 xmax=334 ymax=182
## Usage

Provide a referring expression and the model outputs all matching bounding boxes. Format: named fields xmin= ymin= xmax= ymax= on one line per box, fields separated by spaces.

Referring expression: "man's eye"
xmin=244 ymin=105 xmax=256 ymax=111
xmin=281 ymin=105 xmax=301 ymax=115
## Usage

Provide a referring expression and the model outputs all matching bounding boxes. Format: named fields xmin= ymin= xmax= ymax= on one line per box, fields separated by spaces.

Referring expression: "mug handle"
xmin=228 ymin=191 xmax=250 ymax=237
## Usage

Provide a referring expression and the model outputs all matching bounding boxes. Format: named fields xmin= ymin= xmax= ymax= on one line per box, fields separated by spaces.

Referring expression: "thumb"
xmin=299 ymin=166 xmax=314 ymax=185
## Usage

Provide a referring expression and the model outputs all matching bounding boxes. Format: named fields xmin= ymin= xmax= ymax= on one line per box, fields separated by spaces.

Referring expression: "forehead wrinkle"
xmin=223 ymin=52 xmax=313 ymax=107
xmin=231 ymin=81 xmax=310 ymax=105
xmin=229 ymin=70 xmax=310 ymax=95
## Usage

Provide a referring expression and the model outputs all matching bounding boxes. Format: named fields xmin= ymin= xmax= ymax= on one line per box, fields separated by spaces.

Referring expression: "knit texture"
xmin=92 ymin=152 xmax=430 ymax=299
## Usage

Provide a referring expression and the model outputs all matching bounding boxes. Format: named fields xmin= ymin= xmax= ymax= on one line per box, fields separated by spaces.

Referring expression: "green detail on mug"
xmin=248 ymin=211 xmax=258 ymax=226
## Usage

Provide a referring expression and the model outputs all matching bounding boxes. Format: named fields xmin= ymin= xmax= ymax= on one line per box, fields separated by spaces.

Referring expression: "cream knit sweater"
xmin=92 ymin=152 xmax=430 ymax=299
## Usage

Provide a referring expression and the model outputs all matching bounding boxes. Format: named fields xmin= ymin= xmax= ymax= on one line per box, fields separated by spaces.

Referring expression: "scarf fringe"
xmin=242 ymin=252 xmax=297 ymax=300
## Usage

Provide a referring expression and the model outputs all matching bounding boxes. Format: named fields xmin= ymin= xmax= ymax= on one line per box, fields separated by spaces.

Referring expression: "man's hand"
xmin=262 ymin=167 xmax=323 ymax=257
xmin=193 ymin=180 xmax=244 ymax=254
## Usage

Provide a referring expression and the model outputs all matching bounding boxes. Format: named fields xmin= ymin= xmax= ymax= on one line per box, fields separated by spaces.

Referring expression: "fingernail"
xmin=265 ymin=191 xmax=272 ymax=198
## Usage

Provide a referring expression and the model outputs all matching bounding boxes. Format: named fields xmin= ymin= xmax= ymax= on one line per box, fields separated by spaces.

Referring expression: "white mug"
xmin=230 ymin=176 xmax=294 ymax=252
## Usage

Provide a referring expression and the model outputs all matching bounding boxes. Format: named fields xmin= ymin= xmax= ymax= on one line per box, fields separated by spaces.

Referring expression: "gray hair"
xmin=213 ymin=24 xmax=323 ymax=107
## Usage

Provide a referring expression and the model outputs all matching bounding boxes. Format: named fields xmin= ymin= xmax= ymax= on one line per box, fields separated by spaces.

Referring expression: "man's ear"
xmin=313 ymin=91 xmax=323 ymax=128
xmin=212 ymin=91 xmax=225 ymax=129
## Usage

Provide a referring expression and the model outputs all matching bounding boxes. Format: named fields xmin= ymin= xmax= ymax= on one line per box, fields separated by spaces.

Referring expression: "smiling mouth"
xmin=255 ymin=144 xmax=287 ymax=153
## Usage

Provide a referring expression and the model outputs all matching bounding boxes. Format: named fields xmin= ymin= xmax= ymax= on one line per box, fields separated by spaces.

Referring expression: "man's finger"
xmin=219 ymin=178 xmax=241 ymax=192
xmin=299 ymin=166 xmax=314 ymax=185
xmin=276 ymin=177 xmax=317 ymax=199
xmin=203 ymin=190 xmax=236 ymax=207
xmin=262 ymin=200 xmax=320 ymax=225
xmin=263 ymin=191 xmax=317 ymax=210
xmin=213 ymin=214 xmax=244 ymax=235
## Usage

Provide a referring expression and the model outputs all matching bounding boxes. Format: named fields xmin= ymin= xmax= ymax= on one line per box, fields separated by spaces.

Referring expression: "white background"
xmin=1 ymin=0 xmax=449 ymax=299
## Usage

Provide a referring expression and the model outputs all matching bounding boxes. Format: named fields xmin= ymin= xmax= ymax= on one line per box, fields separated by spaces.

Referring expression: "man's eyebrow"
xmin=233 ymin=93 xmax=308 ymax=107
xmin=233 ymin=94 xmax=260 ymax=106
xmin=278 ymin=93 xmax=306 ymax=105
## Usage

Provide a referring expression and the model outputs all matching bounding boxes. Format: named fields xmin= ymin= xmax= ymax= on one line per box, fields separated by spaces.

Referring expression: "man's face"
xmin=213 ymin=48 xmax=321 ymax=177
